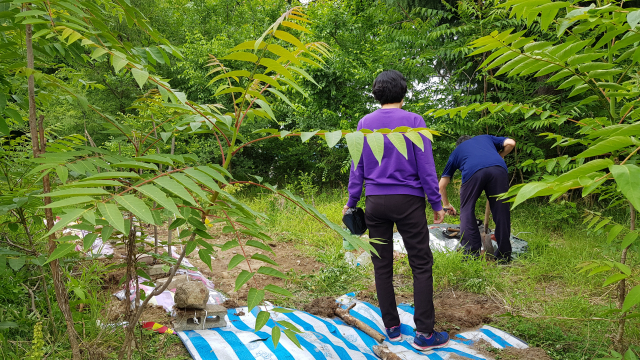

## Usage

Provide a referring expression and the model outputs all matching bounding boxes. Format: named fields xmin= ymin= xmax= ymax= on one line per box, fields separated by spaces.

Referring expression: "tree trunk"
xmin=167 ymin=137 xmax=176 ymax=257
xmin=25 ymin=18 xmax=81 ymax=359
xmin=118 ymin=233 xmax=193 ymax=359
xmin=615 ymin=202 xmax=635 ymax=351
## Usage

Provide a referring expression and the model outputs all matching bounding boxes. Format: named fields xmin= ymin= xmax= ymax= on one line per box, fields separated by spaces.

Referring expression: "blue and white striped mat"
xmin=177 ymin=293 xmax=528 ymax=360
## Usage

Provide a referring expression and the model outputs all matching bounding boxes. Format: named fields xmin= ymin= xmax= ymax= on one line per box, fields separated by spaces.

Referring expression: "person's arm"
xmin=499 ymin=138 xmax=516 ymax=158
xmin=413 ymin=118 xmax=444 ymax=223
xmin=439 ymin=176 xmax=456 ymax=215
xmin=344 ymin=158 xmax=364 ymax=215
xmin=439 ymin=155 xmax=457 ymax=215
xmin=344 ymin=122 xmax=365 ymax=215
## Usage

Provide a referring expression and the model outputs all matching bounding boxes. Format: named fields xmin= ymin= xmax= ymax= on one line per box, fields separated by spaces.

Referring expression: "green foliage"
xmin=439 ymin=0 xmax=640 ymax=343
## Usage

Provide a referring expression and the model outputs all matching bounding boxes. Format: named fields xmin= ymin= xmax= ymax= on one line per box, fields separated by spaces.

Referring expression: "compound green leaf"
xmin=621 ymin=285 xmax=640 ymax=313
xmin=221 ymin=240 xmax=240 ymax=251
xmin=39 ymin=188 xmax=108 ymax=197
xmin=255 ymin=310 xmax=270 ymax=332
xmin=603 ymin=273 xmax=628 ymax=287
xmin=197 ymin=166 xmax=229 ymax=185
xmin=404 ymin=132 xmax=424 ymax=151
xmin=387 ymin=132 xmax=408 ymax=160
xmin=554 ymin=159 xmax=613 ymax=183
xmin=221 ymin=52 xmax=259 ymax=63
xmin=577 ymin=136 xmax=635 ymax=158
xmin=136 ymin=185 xmax=182 ymax=217
xmin=45 ymin=208 xmax=86 ymax=237
xmin=344 ymin=131 xmax=364 ymax=167
xmin=324 ymin=130 xmax=342 ymax=148
xmin=170 ymin=173 xmax=210 ymax=203
xmin=56 ymin=165 xmax=68 ymax=184
xmin=184 ymin=168 xmax=221 ymax=192
xmin=512 ymin=182 xmax=549 ymax=208
xmin=367 ymin=132 xmax=384 ymax=165
xmin=257 ymin=266 xmax=287 ymax=279
xmin=251 ymin=253 xmax=278 ymax=266
xmin=610 ymin=164 xmax=640 ymax=211
xmin=112 ymin=161 xmax=158 ymax=171
xmin=131 ymin=68 xmax=149 ymax=89
xmin=102 ymin=226 xmax=114 ymax=242
xmin=42 ymin=196 xmax=95 ymax=209
xmin=247 ymin=288 xmax=265 ymax=311
xmin=83 ymin=233 xmax=98 ymax=251
xmin=228 ymin=254 xmax=245 ymax=270
xmin=246 ymin=240 xmax=274 ymax=253
xmin=607 ymin=224 xmax=624 ymax=243
xmin=8 ymin=256 xmax=25 ymax=271
xmin=621 ymin=232 xmax=638 ymax=249
xmin=272 ymin=326 xmax=281 ymax=348
xmin=235 ymin=270 xmax=254 ymax=291
xmin=154 ymin=177 xmax=197 ymax=206
xmin=98 ymin=203 xmax=126 ymax=234
xmin=44 ymin=243 xmax=76 ymax=265
xmin=199 ymin=249 xmax=213 ymax=270
xmin=300 ymin=130 xmax=319 ymax=143
xmin=284 ymin=329 xmax=301 ymax=348
xmin=265 ymin=284 xmax=293 ymax=297
xmin=114 ymin=195 xmax=156 ymax=225
xmin=84 ymin=172 xmax=141 ymax=180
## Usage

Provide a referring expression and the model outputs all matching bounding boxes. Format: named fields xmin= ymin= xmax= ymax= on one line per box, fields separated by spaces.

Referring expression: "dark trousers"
xmin=460 ymin=166 xmax=512 ymax=261
xmin=365 ymin=195 xmax=435 ymax=334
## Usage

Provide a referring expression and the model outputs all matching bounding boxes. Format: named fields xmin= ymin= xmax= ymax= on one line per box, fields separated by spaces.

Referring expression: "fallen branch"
xmin=372 ymin=345 xmax=402 ymax=360
xmin=334 ymin=303 xmax=385 ymax=343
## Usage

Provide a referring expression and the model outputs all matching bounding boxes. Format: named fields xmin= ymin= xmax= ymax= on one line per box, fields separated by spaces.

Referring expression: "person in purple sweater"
xmin=343 ymin=70 xmax=449 ymax=350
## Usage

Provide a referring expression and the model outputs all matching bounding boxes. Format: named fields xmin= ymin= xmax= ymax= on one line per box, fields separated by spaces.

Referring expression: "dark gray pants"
xmin=365 ymin=195 xmax=435 ymax=333
xmin=460 ymin=166 xmax=512 ymax=261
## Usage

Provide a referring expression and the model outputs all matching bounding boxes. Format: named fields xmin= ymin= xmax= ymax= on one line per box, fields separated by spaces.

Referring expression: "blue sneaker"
xmin=385 ymin=325 xmax=402 ymax=342
xmin=411 ymin=331 xmax=450 ymax=351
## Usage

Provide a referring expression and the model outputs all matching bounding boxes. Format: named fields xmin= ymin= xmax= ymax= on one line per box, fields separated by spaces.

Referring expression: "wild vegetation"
xmin=0 ymin=0 xmax=639 ymax=359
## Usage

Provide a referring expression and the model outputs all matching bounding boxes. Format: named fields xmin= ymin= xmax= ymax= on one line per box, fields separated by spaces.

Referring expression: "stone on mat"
xmin=148 ymin=264 xmax=170 ymax=278
xmin=174 ymin=281 xmax=209 ymax=309
xmin=156 ymin=275 xmax=188 ymax=290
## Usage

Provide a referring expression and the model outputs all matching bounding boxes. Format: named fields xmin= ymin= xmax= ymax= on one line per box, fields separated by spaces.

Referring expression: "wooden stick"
xmin=372 ymin=345 xmax=402 ymax=360
xmin=334 ymin=303 xmax=385 ymax=343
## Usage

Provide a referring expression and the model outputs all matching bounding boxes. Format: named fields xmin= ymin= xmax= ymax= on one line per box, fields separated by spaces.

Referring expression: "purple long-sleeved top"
xmin=347 ymin=108 xmax=442 ymax=211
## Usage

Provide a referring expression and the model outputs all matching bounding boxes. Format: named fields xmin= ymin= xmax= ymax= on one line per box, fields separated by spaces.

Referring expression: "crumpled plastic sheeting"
xmin=393 ymin=223 xmax=529 ymax=256
xmin=52 ymin=219 xmax=115 ymax=257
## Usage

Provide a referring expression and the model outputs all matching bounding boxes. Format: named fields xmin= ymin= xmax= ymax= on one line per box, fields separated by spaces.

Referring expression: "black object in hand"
xmin=342 ymin=207 xmax=367 ymax=235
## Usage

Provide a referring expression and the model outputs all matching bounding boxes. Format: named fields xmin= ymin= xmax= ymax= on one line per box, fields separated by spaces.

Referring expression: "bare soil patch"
xmin=139 ymin=304 xmax=171 ymax=324
xmin=471 ymin=339 xmax=552 ymax=360
xmin=188 ymin=231 xmax=324 ymax=306
xmin=358 ymin=287 xmax=504 ymax=336
xmin=303 ymin=296 xmax=339 ymax=318
xmin=434 ymin=290 xmax=504 ymax=335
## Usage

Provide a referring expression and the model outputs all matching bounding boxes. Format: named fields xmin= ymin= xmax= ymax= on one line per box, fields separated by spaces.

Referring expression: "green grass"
xmin=235 ymin=185 xmax=640 ymax=360
xmin=2 ymin=184 xmax=637 ymax=359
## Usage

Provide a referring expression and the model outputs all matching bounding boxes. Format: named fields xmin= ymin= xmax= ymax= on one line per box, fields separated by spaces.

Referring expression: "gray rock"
xmin=174 ymin=281 xmax=209 ymax=309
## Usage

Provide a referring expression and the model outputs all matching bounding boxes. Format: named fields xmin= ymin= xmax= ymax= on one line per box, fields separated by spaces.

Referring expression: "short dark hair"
xmin=456 ymin=135 xmax=474 ymax=147
xmin=372 ymin=70 xmax=407 ymax=105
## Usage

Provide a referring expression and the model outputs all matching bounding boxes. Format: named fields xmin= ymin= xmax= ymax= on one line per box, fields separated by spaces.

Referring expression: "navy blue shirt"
xmin=441 ymin=135 xmax=509 ymax=184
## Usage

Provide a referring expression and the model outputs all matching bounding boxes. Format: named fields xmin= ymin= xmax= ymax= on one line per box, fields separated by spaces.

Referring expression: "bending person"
xmin=343 ymin=70 xmax=449 ymax=350
xmin=438 ymin=135 xmax=516 ymax=262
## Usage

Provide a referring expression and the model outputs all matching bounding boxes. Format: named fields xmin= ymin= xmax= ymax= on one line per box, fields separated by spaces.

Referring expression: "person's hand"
xmin=444 ymin=205 xmax=457 ymax=216
xmin=433 ymin=209 xmax=445 ymax=224
xmin=342 ymin=205 xmax=350 ymax=216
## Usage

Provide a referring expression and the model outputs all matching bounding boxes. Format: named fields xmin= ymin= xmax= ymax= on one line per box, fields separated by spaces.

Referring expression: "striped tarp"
xmin=177 ymin=294 xmax=528 ymax=360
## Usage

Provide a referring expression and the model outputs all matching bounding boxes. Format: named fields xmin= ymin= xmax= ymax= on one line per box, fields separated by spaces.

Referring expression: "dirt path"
xmin=186 ymin=232 xmax=324 ymax=304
